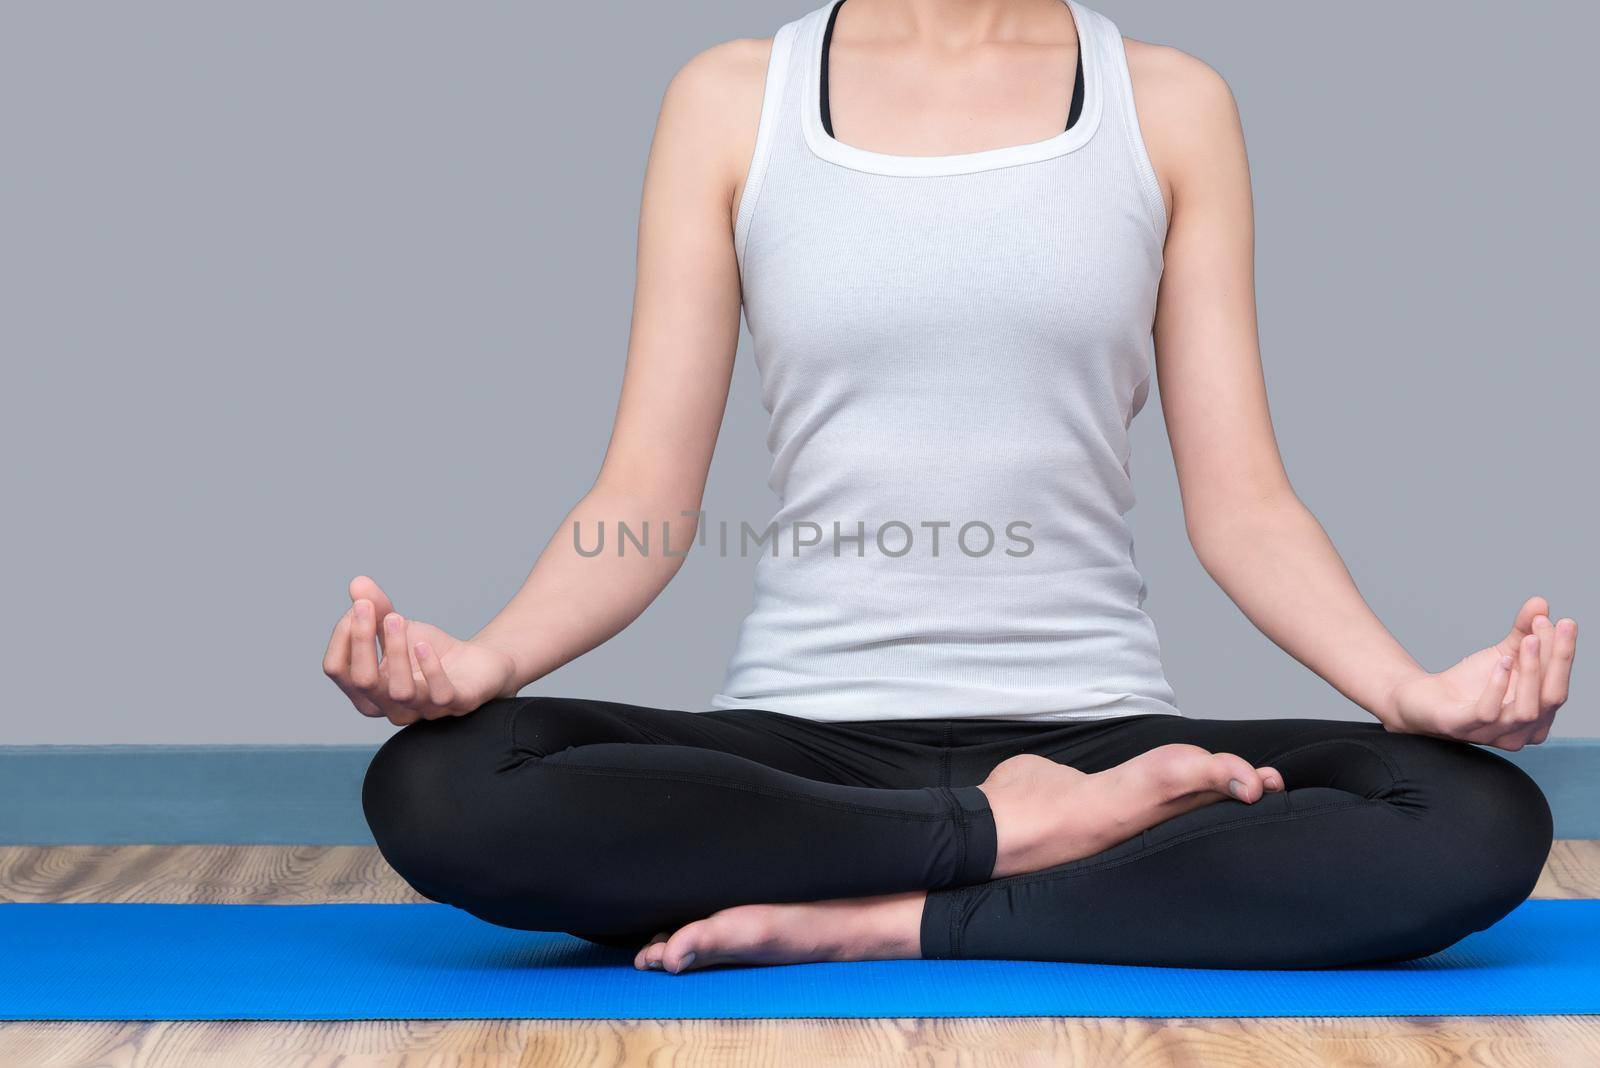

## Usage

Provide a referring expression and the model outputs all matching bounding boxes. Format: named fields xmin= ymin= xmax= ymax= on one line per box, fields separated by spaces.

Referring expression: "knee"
xmin=361 ymin=700 xmax=614 ymax=928
xmin=361 ymin=707 xmax=510 ymax=905
xmin=1391 ymin=737 xmax=1553 ymax=950
xmin=1433 ymin=740 xmax=1551 ymax=882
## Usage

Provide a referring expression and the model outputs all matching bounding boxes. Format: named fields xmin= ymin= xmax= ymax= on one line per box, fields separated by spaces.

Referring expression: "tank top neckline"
xmin=800 ymin=0 xmax=1105 ymax=178
xmin=819 ymin=1 xmax=1084 ymax=140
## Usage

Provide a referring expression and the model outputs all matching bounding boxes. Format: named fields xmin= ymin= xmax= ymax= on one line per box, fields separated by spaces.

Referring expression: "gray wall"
xmin=1 ymin=2 xmax=1592 ymax=744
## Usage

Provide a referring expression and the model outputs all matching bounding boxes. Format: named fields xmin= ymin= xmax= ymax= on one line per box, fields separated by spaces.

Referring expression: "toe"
xmin=661 ymin=922 xmax=708 ymax=974
xmin=634 ymin=932 xmax=670 ymax=971
xmin=1135 ymin=744 xmax=1261 ymax=803
xmin=1209 ymin=752 xmax=1264 ymax=802
xmin=1124 ymin=743 xmax=1203 ymax=798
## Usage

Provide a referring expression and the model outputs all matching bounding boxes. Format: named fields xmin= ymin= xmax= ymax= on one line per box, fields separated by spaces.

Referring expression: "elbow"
xmin=1184 ymin=505 xmax=1246 ymax=567
xmin=585 ymin=477 xmax=705 ymax=527
xmin=1183 ymin=483 xmax=1302 ymax=572
xmin=575 ymin=481 xmax=705 ymax=564
xmin=1184 ymin=519 xmax=1231 ymax=579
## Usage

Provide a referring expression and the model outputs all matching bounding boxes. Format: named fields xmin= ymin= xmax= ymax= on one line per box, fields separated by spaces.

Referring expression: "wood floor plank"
xmin=5 ymin=842 xmax=1594 ymax=904
xmin=1531 ymin=839 xmax=1600 ymax=898
xmin=4 ymin=1016 xmax=1600 ymax=1068
xmin=0 ymin=845 xmax=425 ymax=904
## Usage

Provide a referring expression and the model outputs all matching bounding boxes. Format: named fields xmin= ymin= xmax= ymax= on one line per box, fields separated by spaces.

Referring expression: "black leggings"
xmin=362 ymin=697 xmax=1552 ymax=968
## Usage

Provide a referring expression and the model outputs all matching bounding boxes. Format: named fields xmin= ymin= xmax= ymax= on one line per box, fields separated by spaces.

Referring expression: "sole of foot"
xmin=634 ymin=893 xmax=925 ymax=975
xmin=981 ymin=744 xmax=1282 ymax=878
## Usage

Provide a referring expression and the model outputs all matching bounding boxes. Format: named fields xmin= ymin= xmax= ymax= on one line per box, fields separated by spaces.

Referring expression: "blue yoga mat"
xmin=4 ymin=901 xmax=1599 ymax=1019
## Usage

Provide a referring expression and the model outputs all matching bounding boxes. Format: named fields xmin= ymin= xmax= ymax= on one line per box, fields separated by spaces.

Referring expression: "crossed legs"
xmin=363 ymin=697 xmax=1551 ymax=970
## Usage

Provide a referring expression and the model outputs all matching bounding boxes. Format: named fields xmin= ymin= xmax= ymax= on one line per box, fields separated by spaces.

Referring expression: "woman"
xmin=324 ymin=0 xmax=1578 ymax=972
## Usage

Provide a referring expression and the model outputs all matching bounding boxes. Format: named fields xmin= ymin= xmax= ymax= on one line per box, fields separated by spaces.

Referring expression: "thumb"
xmin=1499 ymin=596 xmax=1550 ymax=657
xmin=348 ymin=575 xmax=397 ymax=623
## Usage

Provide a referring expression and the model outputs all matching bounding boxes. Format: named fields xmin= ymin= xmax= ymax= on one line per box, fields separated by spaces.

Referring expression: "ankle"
xmin=977 ymin=763 xmax=1047 ymax=878
xmin=827 ymin=893 xmax=924 ymax=959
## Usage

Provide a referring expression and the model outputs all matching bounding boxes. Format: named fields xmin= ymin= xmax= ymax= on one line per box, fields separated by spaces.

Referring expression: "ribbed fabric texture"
xmin=713 ymin=1 xmax=1179 ymax=723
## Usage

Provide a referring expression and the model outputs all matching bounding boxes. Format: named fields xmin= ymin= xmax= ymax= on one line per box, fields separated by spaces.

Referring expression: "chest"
xmin=827 ymin=41 xmax=1079 ymax=158
xmin=742 ymin=161 xmax=1161 ymax=357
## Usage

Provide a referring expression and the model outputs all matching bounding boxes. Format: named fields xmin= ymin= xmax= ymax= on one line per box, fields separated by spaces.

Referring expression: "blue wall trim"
xmin=0 ymin=741 xmax=1596 ymax=845
xmin=0 ymin=745 xmax=377 ymax=845
xmin=1503 ymin=740 xmax=1600 ymax=839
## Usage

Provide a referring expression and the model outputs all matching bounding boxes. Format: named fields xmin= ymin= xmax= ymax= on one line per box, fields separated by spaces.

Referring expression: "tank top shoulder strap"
xmin=1072 ymin=2 xmax=1167 ymax=236
xmin=734 ymin=12 xmax=819 ymax=266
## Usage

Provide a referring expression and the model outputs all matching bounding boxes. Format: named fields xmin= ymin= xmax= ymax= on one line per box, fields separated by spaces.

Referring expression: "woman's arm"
xmin=322 ymin=40 xmax=772 ymax=724
xmin=1129 ymin=42 xmax=1578 ymax=750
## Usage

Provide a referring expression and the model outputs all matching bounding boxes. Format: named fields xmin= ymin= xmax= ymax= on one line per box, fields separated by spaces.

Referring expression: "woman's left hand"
xmin=1384 ymin=597 xmax=1578 ymax=751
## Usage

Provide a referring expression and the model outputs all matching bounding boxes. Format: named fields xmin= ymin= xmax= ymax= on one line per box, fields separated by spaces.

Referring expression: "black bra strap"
xmin=1067 ymin=44 xmax=1085 ymax=130
xmin=820 ymin=0 xmax=844 ymax=137
xmin=820 ymin=0 xmax=1086 ymax=138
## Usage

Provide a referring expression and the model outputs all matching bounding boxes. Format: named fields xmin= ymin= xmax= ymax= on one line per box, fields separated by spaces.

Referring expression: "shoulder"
xmin=651 ymin=39 xmax=774 ymax=197
xmin=667 ymin=37 xmax=773 ymax=97
xmin=660 ymin=38 xmax=773 ymax=134
xmin=1121 ymin=39 xmax=1245 ymax=193
xmin=1123 ymin=39 xmax=1240 ymax=137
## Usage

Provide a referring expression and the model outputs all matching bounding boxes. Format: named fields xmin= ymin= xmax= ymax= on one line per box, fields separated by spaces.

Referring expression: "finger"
xmin=1485 ymin=708 xmax=1540 ymax=754
xmin=1496 ymin=714 xmax=1552 ymax=751
xmin=1487 ymin=705 xmax=1543 ymax=751
xmin=1503 ymin=623 xmax=1575 ymax=745
xmin=1470 ymin=654 xmax=1516 ymax=728
xmin=1543 ymin=618 xmax=1578 ymax=711
xmin=1498 ymin=596 xmax=1549 ymax=657
xmin=1510 ymin=633 xmax=1542 ymax=727
xmin=412 ymin=637 xmax=458 ymax=716
xmin=1458 ymin=719 xmax=1516 ymax=747
xmin=383 ymin=614 xmax=418 ymax=704
xmin=348 ymin=600 xmax=381 ymax=693
xmin=1533 ymin=614 xmax=1556 ymax=677
xmin=323 ymin=609 xmax=386 ymax=717
xmin=348 ymin=575 xmax=397 ymax=623
xmin=350 ymin=601 xmax=407 ymax=720
xmin=1257 ymin=766 xmax=1284 ymax=793
xmin=350 ymin=576 xmax=399 ymax=657
xmin=322 ymin=609 xmax=354 ymax=682
xmin=1488 ymin=731 xmax=1530 ymax=752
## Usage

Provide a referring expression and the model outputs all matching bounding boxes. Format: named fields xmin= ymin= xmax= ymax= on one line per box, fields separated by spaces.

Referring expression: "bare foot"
xmin=634 ymin=747 xmax=1283 ymax=973
xmin=981 ymin=746 xmax=1282 ymax=877
xmin=633 ymin=893 xmax=924 ymax=974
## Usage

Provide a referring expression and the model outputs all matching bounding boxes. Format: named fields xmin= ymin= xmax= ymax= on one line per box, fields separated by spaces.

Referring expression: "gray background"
xmin=1 ymin=2 xmax=1592 ymax=744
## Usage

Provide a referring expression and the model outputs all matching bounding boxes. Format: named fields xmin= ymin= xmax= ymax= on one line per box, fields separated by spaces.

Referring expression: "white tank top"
xmin=711 ymin=0 xmax=1180 ymax=723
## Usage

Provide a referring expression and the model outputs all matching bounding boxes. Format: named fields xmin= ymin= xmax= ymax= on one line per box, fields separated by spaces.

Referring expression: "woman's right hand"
xmin=322 ymin=576 xmax=519 ymax=725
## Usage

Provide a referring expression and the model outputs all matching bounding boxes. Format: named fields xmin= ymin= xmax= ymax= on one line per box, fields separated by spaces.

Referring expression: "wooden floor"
xmin=3 ymin=843 xmax=1599 ymax=1067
